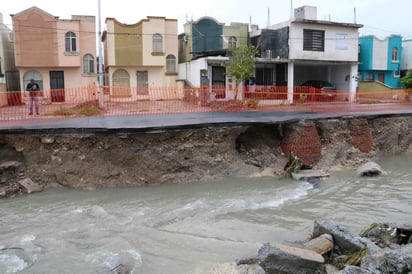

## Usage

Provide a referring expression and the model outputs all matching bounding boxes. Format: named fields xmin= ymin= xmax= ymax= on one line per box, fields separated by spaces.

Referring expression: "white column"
xmin=287 ymin=62 xmax=294 ymax=104
xmin=349 ymin=63 xmax=358 ymax=103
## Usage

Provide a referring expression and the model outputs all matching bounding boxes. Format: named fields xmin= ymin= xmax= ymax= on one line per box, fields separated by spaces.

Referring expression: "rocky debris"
xmin=291 ymin=170 xmax=330 ymax=182
xmin=342 ymin=265 xmax=371 ymax=274
xmin=356 ymin=162 xmax=386 ymax=177
xmin=258 ymin=243 xmax=324 ymax=274
xmin=360 ymin=223 xmax=412 ymax=248
xmin=0 ymin=182 xmax=21 ymax=198
xmin=0 ymin=161 xmax=23 ymax=183
xmin=360 ymin=245 xmax=412 ymax=274
xmin=18 ymin=178 xmax=43 ymax=194
xmin=0 ymin=161 xmax=24 ymax=198
xmin=236 ymin=256 xmax=258 ymax=265
xmin=210 ymin=262 xmax=262 ymax=274
xmin=211 ymin=219 xmax=412 ymax=274
xmin=313 ymin=220 xmax=365 ymax=254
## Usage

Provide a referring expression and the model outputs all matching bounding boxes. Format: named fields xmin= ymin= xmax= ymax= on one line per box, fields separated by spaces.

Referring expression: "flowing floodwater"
xmin=0 ymin=155 xmax=411 ymax=274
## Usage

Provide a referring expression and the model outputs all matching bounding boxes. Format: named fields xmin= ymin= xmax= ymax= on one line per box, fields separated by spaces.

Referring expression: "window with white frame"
xmin=303 ymin=29 xmax=325 ymax=52
xmin=392 ymin=47 xmax=398 ymax=62
xmin=83 ymin=54 xmax=95 ymax=74
xmin=153 ymin=33 xmax=163 ymax=53
xmin=336 ymin=33 xmax=348 ymax=50
xmin=228 ymin=36 xmax=237 ymax=48
xmin=394 ymin=70 xmax=400 ymax=78
xmin=8 ymin=32 xmax=14 ymax=42
xmin=65 ymin=31 xmax=77 ymax=53
xmin=166 ymin=54 xmax=176 ymax=73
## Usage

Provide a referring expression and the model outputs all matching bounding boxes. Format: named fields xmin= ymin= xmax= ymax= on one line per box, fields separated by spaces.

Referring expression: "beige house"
xmin=103 ymin=16 xmax=179 ymax=100
xmin=12 ymin=7 xmax=97 ymax=103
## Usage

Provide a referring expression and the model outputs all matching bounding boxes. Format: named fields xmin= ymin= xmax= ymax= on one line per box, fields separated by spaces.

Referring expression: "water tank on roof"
xmin=294 ymin=6 xmax=317 ymax=20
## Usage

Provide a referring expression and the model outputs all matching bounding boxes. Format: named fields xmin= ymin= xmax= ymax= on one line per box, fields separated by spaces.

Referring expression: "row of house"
xmin=0 ymin=5 xmax=410 ymax=106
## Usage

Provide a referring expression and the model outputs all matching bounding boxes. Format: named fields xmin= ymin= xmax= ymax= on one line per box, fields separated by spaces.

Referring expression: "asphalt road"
xmin=1 ymin=109 xmax=411 ymax=133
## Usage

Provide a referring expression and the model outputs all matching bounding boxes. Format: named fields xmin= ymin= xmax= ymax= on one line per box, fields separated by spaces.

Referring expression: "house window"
xmin=392 ymin=47 xmax=398 ymax=62
xmin=65 ymin=32 xmax=77 ymax=53
xmin=8 ymin=32 xmax=14 ymax=42
xmin=394 ymin=70 xmax=400 ymax=78
xmin=153 ymin=33 xmax=163 ymax=53
xmin=303 ymin=29 xmax=325 ymax=52
xmin=228 ymin=36 xmax=237 ymax=48
xmin=83 ymin=54 xmax=95 ymax=74
xmin=336 ymin=33 xmax=348 ymax=50
xmin=166 ymin=54 xmax=176 ymax=73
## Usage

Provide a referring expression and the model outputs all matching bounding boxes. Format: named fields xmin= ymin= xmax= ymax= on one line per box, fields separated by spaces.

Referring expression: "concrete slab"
xmin=291 ymin=170 xmax=330 ymax=181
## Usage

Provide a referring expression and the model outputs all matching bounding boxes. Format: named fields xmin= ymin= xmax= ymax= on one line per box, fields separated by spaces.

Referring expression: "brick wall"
xmin=348 ymin=119 xmax=373 ymax=153
xmin=280 ymin=121 xmax=322 ymax=165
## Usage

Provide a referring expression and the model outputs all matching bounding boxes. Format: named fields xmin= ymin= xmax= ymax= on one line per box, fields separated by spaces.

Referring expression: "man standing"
xmin=26 ymin=78 xmax=40 ymax=115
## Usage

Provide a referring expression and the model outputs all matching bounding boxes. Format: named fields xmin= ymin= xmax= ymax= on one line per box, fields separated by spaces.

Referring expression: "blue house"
xmin=358 ymin=35 xmax=403 ymax=88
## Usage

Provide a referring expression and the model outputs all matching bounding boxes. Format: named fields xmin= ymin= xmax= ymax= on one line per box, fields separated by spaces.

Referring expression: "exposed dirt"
xmin=1 ymin=115 xmax=411 ymax=198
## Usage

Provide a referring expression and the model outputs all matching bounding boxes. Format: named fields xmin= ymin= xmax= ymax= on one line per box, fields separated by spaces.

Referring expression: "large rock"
xmin=18 ymin=178 xmax=43 ymax=194
xmin=258 ymin=243 xmax=324 ymax=274
xmin=356 ymin=162 xmax=386 ymax=177
xmin=304 ymin=234 xmax=334 ymax=255
xmin=360 ymin=245 xmax=412 ymax=274
xmin=313 ymin=220 xmax=365 ymax=254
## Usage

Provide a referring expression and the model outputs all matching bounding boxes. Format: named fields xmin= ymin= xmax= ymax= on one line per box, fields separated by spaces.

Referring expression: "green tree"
xmin=400 ymin=69 xmax=412 ymax=88
xmin=226 ymin=45 xmax=257 ymax=100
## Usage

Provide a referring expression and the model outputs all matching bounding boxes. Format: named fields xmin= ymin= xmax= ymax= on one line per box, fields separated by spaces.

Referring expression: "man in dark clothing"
xmin=26 ymin=78 xmax=40 ymax=115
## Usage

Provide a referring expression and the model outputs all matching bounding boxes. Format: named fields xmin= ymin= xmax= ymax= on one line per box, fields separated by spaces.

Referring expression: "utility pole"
xmin=98 ymin=0 xmax=104 ymax=109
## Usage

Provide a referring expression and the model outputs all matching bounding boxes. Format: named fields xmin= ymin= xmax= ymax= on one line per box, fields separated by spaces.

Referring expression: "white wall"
xmin=178 ymin=58 xmax=208 ymax=87
xmin=289 ymin=22 xmax=359 ymax=62
xmin=401 ymin=39 xmax=412 ymax=71
xmin=329 ymin=65 xmax=351 ymax=91
xmin=372 ymin=39 xmax=388 ymax=70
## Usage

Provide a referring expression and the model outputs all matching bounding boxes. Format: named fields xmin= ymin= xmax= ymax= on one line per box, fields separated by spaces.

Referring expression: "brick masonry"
xmin=280 ymin=121 xmax=322 ymax=165
xmin=348 ymin=119 xmax=373 ymax=153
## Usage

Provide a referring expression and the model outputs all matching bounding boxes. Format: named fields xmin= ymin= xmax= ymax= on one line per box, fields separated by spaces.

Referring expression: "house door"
xmin=136 ymin=71 xmax=149 ymax=95
xmin=275 ymin=64 xmax=287 ymax=86
xmin=212 ymin=66 xmax=226 ymax=99
xmin=378 ymin=73 xmax=385 ymax=83
xmin=256 ymin=68 xmax=273 ymax=86
xmin=50 ymin=71 xmax=65 ymax=102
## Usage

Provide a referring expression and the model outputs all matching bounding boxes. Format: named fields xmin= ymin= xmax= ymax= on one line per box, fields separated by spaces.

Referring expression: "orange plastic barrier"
xmin=0 ymin=87 xmax=411 ymax=127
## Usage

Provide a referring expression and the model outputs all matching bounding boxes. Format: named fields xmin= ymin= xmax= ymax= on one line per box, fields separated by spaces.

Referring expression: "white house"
xmin=401 ymin=38 xmax=412 ymax=76
xmin=251 ymin=6 xmax=363 ymax=102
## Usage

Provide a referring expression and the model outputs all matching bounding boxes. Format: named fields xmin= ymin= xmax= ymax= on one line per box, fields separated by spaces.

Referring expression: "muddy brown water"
xmin=0 ymin=155 xmax=411 ymax=273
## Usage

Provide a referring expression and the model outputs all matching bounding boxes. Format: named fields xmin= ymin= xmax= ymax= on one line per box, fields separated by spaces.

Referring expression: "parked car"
xmin=298 ymin=80 xmax=337 ymax=102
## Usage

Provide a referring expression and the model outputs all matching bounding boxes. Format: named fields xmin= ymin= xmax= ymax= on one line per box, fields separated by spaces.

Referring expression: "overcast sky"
xmin=1 ymin=0 xmax=411 ymax=39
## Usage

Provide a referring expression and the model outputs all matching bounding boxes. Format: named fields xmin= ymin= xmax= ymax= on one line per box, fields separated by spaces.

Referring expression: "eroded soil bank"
xmin=1 ymin=115 xmax=412 ymax=197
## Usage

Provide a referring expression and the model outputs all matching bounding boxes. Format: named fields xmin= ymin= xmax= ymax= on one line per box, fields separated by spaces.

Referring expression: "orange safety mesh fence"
xmin=1 ymin=86 xmax=411 ymax=127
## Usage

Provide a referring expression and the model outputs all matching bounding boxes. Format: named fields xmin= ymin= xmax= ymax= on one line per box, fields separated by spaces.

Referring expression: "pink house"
xmin=12 ymin=7 xmax=97 ymax=103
